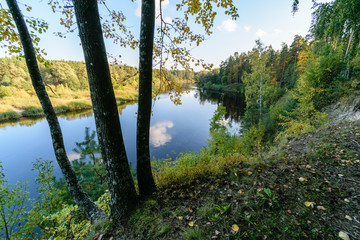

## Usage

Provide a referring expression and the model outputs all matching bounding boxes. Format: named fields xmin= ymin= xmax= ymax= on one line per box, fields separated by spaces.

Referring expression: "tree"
xmin=72 ymin=0 xmax=138 ymax=221
xmin=5 ymin=0 xmax=106 ymax=222
xmin=136 ymin=0 xmax=157 ymax=197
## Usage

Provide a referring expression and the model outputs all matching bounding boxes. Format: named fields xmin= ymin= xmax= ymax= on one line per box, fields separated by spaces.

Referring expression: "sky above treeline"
xmin=0 ymin=0 xmax=331 ymax=71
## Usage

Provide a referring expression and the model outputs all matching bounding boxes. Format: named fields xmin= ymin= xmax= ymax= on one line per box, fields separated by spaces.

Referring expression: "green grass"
xmin=0 ymin=111 xmax=20 ymax=122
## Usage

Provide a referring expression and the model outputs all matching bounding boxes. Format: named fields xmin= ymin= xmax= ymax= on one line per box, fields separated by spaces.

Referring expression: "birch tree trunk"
xmin=6 ymin=0 xmax=106 ymax=222
xmin=72 ymin=0 xmax=138 ymax=220
xmin=136 ymin=0 xmax=157 ymax=197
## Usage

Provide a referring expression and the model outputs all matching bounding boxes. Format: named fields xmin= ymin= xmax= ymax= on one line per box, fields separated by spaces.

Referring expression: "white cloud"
xmin=150 ymin=121 xmax=174 ymax=147
xmin=244 ymin=26 xmax=251 ymax=31
xmin=256 ymin=29 xmax=266 ymax=37
xmin=274 ymin=28 xmax=282 ymax=34
xmin=218 ymin=19 xmax=237 ymax=32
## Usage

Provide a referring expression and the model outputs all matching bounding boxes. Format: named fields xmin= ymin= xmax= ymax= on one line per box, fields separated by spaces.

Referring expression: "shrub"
xmin=0 ymin=86 xmax=13 ymax=98
xmin=0 ymin=111 xmax=20 ymax=121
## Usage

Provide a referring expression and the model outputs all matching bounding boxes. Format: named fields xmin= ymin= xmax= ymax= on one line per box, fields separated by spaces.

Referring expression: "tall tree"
xmin=136 ymin=0 xmax=157 ymax=197
xmin=5 ymin=0 xmax=106 ymax=222
xmin=72 ymin=0 xmax=138 ymax=220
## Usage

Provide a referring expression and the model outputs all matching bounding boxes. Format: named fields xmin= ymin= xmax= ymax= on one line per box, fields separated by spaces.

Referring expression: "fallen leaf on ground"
xmin=345 ymin=215 xmax=352 ymax=221
xmin=316 ymin=206 xmax=326 ymax=211
xmin=305 ymin=201 xmax=314 ymax=207
xmin=231 ymin=224 xmax=239 ymax=232
xmin=338 ymin=231 xmax=350 ymax=240
xmin=188 ymin=221 xmax=194 ymax=227
xmin=237 ymin=189 xmax=243 ymax=194
xmin=299 ymin=177 xmax=307 ymax=182
xmin=247 ymin=171 xmax=253 ymax=176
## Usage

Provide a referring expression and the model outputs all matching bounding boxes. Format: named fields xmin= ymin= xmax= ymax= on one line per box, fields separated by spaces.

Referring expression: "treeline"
xmin=197 ymin=35 xmax=305 ymax=92
xmin=0 ymin=57 xmax=194 ymax=96
xmin=197 ymin=0 xmax=360 ymax=145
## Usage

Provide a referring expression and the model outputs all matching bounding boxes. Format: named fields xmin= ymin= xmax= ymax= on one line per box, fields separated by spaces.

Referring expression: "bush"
xmin=0 ymin=111 xmax=20 ymax=121
xmin=0 ymin=86 xmax=13 ymax=98
xmin=22 ymin=107 xmax=44 ymax=117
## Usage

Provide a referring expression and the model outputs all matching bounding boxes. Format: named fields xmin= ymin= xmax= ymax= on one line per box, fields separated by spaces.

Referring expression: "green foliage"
xmin=238 ymin=124 xmax=265 ymax=156
xmin=257 ymin=188 xmax=280 ymax=208
xmin=22 ymin=106 xmax=44 ymax=117
xmin=0 ymin=111 xmax=20 ymax=122
xmin=0 ymin=163 xmax=29 ymax=240
xmin=55 ymin=128 xmax=107 ymax=203
xmin=0 ymin=85 xmax=13 ymax=97
xmin=209 ymin=105 xmax=227 ymax=131
xmin=183 ymin=228 xmax=205 ymax=240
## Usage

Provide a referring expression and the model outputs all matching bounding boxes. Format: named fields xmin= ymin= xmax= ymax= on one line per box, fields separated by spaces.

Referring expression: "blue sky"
xmin=0 ymin=0 xmax=330 ymax=70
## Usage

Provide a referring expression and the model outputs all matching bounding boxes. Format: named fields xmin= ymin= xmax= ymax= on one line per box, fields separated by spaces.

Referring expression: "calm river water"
xmin=0 ymin=88 xmax=244 ymax=197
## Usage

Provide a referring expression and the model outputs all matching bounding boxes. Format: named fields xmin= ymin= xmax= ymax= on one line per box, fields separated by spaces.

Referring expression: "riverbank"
xmin=90 ymin=120 xmax=359 ymax=240
xmin=0 ymin=87 xmax=138 ymax=122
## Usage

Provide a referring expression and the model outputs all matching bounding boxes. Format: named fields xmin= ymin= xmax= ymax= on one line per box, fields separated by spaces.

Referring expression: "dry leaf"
xmin=316 ymin=206 xmax=326 ymax=211
xmin=304 ymin=201 xmax=314 ymax=207
xmin=345 ymin=215 xmax=352 ymax=221
xmin=247 ymin=171 xmax=253 ymax=176
xmin=231 ymin=224 xmax=239 ymax=232
xmin=188 ymin=206 xmax=193 ymax=213
xmin=178 ymin=216 xmax=183 ymax=220
xmin=237 ymin=189 xmax=243 ymax=194
xmin=338 ymin=231 xmax=350 ymax=240
xmin=188 ymin=221 xmax=194 ymax=227
xmin=299 ymin=177 xmax=307 ymax=182
xmin=338 ymin=174 xmax=344 ymax=177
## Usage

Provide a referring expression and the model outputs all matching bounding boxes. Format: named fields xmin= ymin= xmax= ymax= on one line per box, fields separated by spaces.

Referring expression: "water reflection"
xmin=150 ymin=121 xmax=174 ymax=147
xmin=196 ymin=88 xmax=245 ymax=122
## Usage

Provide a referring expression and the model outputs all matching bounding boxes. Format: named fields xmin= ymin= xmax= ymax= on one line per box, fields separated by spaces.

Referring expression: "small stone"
xmin=344 ymin=198 xmax=350 ymax=203
xmin=345 ymin=215 xmax=352 ymax=221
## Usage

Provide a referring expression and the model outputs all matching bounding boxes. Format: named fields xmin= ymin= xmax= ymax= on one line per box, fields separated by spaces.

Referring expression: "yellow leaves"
xmin=338 ymin=174 xmax=344 ymax=177
xmin=237 ymin=189 xmax=243 ymax=195
xmin=188 ymin=221 xmax=194 ymax=227
xmin=231 ymin=224 xmax=239 ymax=232
xmin=304 ymin=201 xmax=314 ymax=207
xmin=247 ymin=171 xmax=253 ymax=176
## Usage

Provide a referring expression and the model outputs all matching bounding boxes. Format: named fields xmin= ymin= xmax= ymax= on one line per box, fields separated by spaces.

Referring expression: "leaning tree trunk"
xmin=6 ymin=0 xmax=106 ymax=222
xmin=136 ymin=0 xmax=157 ymax=197
xmin=72 ymin=0 xmax=138 ymax=220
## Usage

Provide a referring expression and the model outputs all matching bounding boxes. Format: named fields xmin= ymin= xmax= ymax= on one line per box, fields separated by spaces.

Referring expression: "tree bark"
xmin=6 ymin=0 xmax=106 ymax=222
xmin=136 ymin=0 xmax=157 ymax=197
xmin=72 ymin=0 xmax=138 ymax=220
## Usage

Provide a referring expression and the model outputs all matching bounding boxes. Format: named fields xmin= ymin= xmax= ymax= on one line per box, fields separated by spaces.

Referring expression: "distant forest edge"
xmin=0 ymin=57 xmax=195 ymax=122
xmin=196 ymin=34 xmax=359 ymax=142
xmin=197 ymin=34 xmax=360 ymax=111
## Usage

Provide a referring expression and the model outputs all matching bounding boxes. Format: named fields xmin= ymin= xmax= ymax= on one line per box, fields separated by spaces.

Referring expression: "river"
xmin=0 ymin=87 xmax=244 ymax=198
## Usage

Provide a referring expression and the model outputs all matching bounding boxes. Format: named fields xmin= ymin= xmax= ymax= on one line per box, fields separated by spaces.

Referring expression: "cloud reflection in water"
xmin=150 ymin=121 xmax=174 ymax=147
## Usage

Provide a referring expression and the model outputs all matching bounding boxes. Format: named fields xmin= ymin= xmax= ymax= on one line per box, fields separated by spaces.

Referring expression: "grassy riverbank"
xmin=88 ymin=120 xmax=359 ymax=240
xmin=0 ymin=86 xmax=138 ymax=122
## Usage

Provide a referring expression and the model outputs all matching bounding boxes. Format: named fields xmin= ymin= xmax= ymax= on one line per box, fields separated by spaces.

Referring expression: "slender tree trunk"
xmin=259 ymin=58 xmax=263 ymax=120
xmin=6 ymin=0 xmax=106 ymax=222
xmin=137 ymin=0 xmax=157 ymax=197
xmin=72 ymin=0 xmax=138 ymax=220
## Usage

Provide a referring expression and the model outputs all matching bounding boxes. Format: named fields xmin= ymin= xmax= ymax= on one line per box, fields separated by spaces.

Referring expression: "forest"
xmin=0 ymin=0 xmax=360 ymax=239
xmin=0 ymin=57 xmax=194 ymax=121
